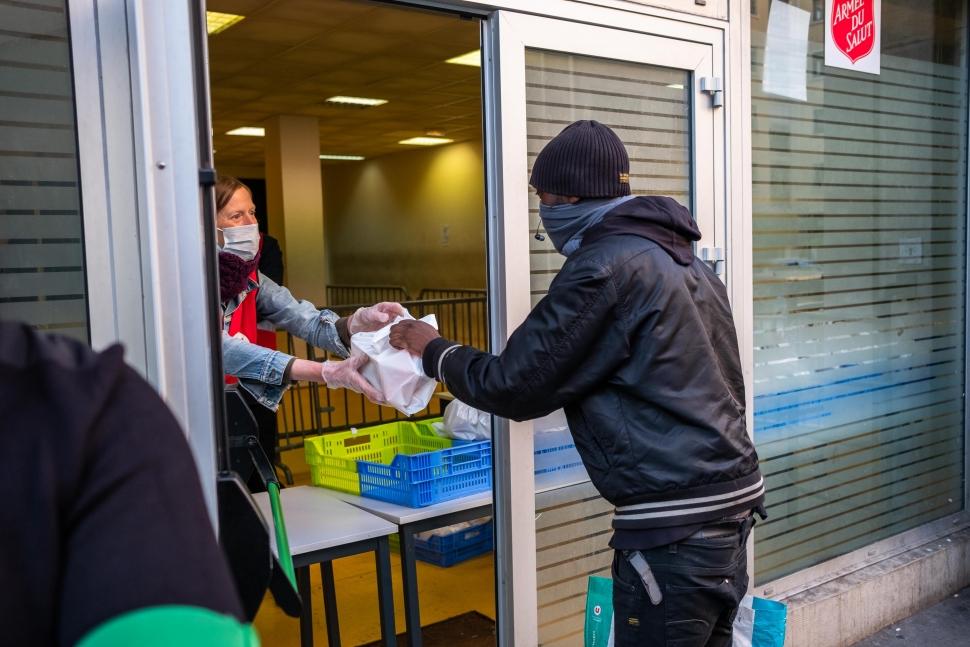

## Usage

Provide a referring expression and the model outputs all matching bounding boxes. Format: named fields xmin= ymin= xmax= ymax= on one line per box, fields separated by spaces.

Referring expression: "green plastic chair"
xmin=77 ymin=605 xmax=260 ymax=647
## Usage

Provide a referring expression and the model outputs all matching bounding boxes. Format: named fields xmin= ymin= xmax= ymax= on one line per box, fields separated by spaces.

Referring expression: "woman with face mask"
xmin=215 ymin=176 xmax=402 ymax=422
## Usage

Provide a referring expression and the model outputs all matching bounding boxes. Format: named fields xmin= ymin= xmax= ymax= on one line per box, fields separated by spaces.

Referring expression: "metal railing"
xmin=326 ymin=284 xmax=410 ymax=306
xmin=276 ymin=295 xmax=488 ymax=450
xmin=418 ymin=287 xmax=487 ymax=300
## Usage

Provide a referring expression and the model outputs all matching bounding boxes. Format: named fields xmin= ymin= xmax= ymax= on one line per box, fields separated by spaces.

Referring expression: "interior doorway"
xmin=204 ymin=1 xmax=492 ymax=644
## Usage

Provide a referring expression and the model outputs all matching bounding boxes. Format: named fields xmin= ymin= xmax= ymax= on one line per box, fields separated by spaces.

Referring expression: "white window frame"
xmin=69 ymin=0 xmax=149 ymax=372
xmin=68 ymin=0 xmax=222 ymax=524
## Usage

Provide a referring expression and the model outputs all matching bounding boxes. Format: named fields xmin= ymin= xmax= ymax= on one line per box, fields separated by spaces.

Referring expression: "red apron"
xmin=224 ymin=234 xmax=279 ymax=384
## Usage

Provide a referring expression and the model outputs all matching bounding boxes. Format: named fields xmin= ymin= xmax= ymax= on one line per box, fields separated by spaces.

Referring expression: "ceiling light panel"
xmin=445 ymin=49 xmax=481 ymax=67
xmin=206 ymin=11 xmax=245 ymax=35
xmin=226 ymin=126 xmax=265 ymax=137
xmin=325 ymin=96 xmax=388 ymax=107
xmin=399 ymin=136 xmax=453 ymax=146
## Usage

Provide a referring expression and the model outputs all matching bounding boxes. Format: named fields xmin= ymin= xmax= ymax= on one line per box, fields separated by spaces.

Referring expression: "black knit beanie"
xmin=529 ymin=120 xmax=631 ymax=198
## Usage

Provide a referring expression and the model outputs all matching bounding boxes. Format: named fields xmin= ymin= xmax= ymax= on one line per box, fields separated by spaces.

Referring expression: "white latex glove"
xmin=348 ymin=302 xmax=407 ymax=335
xmin=320 ymin=351 xmax=384 ymax=404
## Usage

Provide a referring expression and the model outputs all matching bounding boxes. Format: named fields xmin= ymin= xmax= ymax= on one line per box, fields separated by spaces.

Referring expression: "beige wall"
xmin=323 ymin=141 xmax=487 ymax=300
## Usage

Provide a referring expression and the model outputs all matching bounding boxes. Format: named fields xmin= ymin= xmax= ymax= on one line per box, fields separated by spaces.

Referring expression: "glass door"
xmin=483 ymin=11 xmax=724 ymax=645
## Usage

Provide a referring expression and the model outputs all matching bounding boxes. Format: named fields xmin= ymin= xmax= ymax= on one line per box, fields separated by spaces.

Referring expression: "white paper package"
xmin=351 ymin=313 xmax=439 ymax=416
xmin=437 ymin=399 xmax=491 ymax=440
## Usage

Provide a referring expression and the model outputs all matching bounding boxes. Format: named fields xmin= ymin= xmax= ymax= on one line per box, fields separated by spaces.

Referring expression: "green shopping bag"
xmin=584 ymin=576 xmax=615 ymax=647
xmin=733 ymin=595 xmax=787 ymax=647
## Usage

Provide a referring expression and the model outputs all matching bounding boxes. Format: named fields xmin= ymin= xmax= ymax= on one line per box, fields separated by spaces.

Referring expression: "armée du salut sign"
xmin=825 ymin=0 xmax=881 ymax=75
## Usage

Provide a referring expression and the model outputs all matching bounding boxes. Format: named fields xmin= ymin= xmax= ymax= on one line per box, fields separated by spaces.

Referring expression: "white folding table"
xmin=254 ymin=486 xmax=399 ymax=647
xmin=327 ymin=489 xmax=492 ymax=647
xmin=326 ymin=464 xmax=589 ymax=647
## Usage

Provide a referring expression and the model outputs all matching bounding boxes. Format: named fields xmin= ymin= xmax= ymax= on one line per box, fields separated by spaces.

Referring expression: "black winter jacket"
xmin=0 ymin=323 xmax=243 ymax=645
xmin=423 ymin=196 xmax=764 ymax=530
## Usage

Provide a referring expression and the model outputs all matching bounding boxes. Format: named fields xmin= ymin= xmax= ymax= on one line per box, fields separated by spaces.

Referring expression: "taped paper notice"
xmin=763 ymin=0 xmax=810 ymax=102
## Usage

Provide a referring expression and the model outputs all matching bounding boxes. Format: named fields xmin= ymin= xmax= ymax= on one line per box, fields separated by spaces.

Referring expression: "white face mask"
xmin=218 ymin=224 xmax=259 ymax=261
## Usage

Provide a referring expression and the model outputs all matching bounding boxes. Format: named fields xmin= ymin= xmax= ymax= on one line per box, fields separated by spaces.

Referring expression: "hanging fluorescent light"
xmin=399 ymin=136 xmax=453 ymax=146
xmin=325 ymin=96 xmax=388 ymax=107
xmin=445 ymin=49 xmax=481 ymax=67
xmin=206 ymin=11 xmax=245 ymax=35
xmin=319 ymin=154 xmax=365 ymax=161
xmin=226 ymin=126 xmax=265 ymax=137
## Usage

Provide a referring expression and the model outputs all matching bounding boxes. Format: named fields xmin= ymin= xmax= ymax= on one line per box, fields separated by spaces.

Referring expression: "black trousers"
xmin=612 ymin=517 xmax=754 ymax=647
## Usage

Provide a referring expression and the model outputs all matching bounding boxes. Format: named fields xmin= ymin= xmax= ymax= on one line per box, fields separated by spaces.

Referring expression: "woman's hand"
xmin=319 ymin=352 xmax=384 ymax=403
xmin=289 ymin=355 xmax=383 ymax=403
xmin=348 ymin=302 xmax=407 ymax=334
xmin=388 ymin=320 xmax=441 ymax=356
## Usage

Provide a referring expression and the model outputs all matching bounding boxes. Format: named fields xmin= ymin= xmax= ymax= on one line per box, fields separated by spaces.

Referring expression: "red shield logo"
xmin=831 ymin=0 xmax=876 ymax=63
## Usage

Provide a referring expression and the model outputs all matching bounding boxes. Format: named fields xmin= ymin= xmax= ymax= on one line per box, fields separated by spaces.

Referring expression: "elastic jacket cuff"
xmin=422 ymin=337 xmax=460 ymax=379
xmin=335 ymin=316 xmax=351 ymax=348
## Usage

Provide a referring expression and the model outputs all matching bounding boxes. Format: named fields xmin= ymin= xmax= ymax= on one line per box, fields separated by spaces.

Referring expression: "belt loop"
xmin=668 ymin=543 xmax=677 ymax=554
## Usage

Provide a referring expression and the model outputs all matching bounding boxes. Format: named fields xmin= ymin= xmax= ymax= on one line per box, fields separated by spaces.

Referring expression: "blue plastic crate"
xmin=357 ymin=439 xmax=492 ymax=507
xmin=413 ymin=519 xmax=494 ymax=567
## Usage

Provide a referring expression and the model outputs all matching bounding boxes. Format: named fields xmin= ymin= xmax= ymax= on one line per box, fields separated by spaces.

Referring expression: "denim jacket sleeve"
xmin=254 ymin=273 xmax=350 ymax=358
xmin=222 ymin=330 xmax=292 ymax=411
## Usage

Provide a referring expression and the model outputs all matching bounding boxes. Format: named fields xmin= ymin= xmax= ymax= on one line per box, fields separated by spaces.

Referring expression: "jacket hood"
xmin=0 ymin=322 xmax=126 ymax=433
xmin=581 ymin=195 xmax=701 ymax=265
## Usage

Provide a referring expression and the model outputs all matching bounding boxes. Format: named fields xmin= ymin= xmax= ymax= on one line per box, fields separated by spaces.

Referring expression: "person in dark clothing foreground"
xmin=390 ymin=120 xmax=765 ymax=647
xmin=0 ymin=322 xmax=243 ymax=646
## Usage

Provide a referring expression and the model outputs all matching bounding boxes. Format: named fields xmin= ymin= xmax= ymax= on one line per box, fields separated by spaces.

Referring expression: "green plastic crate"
xmin=305 ymin=419 xmax=451 ymax=495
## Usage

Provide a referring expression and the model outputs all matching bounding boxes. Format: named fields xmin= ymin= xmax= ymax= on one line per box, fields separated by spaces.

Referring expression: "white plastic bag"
xmin=441 ymin=399 xmax=491 ymax=440
xmin=351 ymin=313 xmax=438 ymax=416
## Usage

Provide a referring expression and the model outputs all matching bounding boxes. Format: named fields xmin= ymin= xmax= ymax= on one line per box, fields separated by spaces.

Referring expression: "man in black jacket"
xmin=390 ymin=120 xmax=764 ymax=646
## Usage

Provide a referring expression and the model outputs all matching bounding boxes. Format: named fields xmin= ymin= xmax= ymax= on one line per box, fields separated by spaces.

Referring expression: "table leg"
xmin=321 ymin=561 xmax=341 ymax=646
xmin=297 ymin=566 xmax=313 ymax=647
xmin=374 ymin=536 xmax=396 ymax=647
xmin=400 ymin=528 xmax=422 ymax=647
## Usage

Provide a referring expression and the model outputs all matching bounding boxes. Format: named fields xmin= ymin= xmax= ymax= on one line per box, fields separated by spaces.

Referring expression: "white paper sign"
xmin=763 ymin=0 xmax=811 ymax=102
xmin=825 ymin=0 xmax=881 ymax=75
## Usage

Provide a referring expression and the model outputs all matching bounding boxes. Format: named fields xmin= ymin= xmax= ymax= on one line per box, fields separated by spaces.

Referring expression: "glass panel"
xmin=526 ymin=49 xmax=691 ymax=307
xmin=751 ymin=0 xmax=967 ymax=584
xmin=0 ymin=0 xmax=88 ymax=341
xmin=525 ymin=49 xmax=692 ymax=645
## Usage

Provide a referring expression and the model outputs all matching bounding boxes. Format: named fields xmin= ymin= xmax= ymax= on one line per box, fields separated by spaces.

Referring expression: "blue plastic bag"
xmin=733 ymin=595 xmax=787 ymax=647
xmin=584 ymin=576 xmax=614 ymax=647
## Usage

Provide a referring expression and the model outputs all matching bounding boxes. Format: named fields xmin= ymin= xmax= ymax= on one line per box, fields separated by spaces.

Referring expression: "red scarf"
xmin=224 ymin=235 xmax=278 ymax=384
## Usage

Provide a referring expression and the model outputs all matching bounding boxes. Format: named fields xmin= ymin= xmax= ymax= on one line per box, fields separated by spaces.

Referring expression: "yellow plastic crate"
xmin=305 ymin=419 xmax=450 ymax=495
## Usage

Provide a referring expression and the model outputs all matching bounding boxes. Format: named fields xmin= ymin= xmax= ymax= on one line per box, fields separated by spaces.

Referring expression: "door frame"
xmin=80 ymin=0 xmax=223 ymax=524
xmin=483 ymin=9 xmax=728 ymax=644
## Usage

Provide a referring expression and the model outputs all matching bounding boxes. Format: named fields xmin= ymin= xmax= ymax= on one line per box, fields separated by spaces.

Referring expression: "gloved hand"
xmin=348 ymin=302 xmax=407 ymax=335
xmin=320 ymin=351 xmax=384 ymax=403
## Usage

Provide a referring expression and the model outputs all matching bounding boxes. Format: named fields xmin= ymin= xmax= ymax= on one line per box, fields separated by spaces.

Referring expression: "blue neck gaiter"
xmin=539 ymin=195 xmax=636 ymax=256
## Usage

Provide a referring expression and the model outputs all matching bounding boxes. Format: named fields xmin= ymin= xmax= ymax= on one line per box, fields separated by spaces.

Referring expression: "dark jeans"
xmin=612 ymin=517 xmax=754 ymax=647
